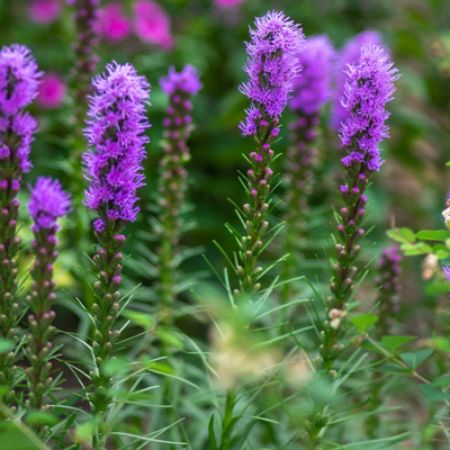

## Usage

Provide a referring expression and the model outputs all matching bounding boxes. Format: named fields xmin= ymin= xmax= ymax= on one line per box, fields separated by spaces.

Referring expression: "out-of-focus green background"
xmin=1 ymin=0 xmax=449 ymax=325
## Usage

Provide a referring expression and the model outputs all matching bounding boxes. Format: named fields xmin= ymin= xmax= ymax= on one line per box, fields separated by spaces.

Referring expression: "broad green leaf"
xmin=350 ymin=313 xmax=379 ymax=333
xmin=387 ymin=227 xmax=415 ymax=244
xmin=420 ymin=384 xmax=450 ymax=403
xmin=400 ymin=349 xmax=433 ymax=369
xmin=416 ymin=230 xmax=450 ymax=241
xmin=401 ymin=242 xmax=432 ymax=255
xmin=381 ymin=335 xmax=415 ymax=353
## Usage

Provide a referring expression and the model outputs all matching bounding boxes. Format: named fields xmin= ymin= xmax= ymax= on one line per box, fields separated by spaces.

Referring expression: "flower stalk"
xmin=157 ymin=65 xmax=201 ymax=312
xmin=282 ymin=36 xmax=334 ymax=303
xmin=25 ymin=177 xmax=70 ymax=420
xmin=0 ymin=44 xmax=41 ymax=404
xmin=320 ymin=44 xmax=399 ymax=373
xmin=235 ymin=11 xmax=304 ymax=295
xmin=83 ymin=62 xmax=150 ymax=449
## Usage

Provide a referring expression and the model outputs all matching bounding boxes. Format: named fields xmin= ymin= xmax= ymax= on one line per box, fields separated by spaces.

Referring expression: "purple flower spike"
xmin=26 ymin=176 xmax=70 ymax=411
xmin=0 ymin=45 xmax=41 ymax=115
xmin=331 ymin=31 xmax=383 ymax=130
xmin=339 ymin=44 xmax=399 ymax=172
xmin=160 ymin=65 xmax=202 ymax=96
xmin=239 ymin=11 xmax=304 ymax=137
xmin=83 ymin=62 xmax=151 ymax=228
xmin=29 ymin=177 xmax=71 ymax=231
xmin=290 ymin=35 xmax=335 ymax=115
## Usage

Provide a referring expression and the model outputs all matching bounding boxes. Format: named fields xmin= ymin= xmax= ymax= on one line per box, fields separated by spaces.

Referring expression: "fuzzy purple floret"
xmin=160 ymin=65 xmax=202 ymax=96
xmin=290 ymin=35 xmax=335 ymax=115
xmin=239 ymin=11 xmax=304 ymax=136
xmin=331 ymin=31 xmax=383 ymax=130
xmin=83 ymin=62 xmax=150 ymax=227
xmin=29 ymin=177 xmax=71 ymax=230
xmin=0 ymin=45 xmax=41 ymax=173
xmin=0 ymin=45 xmax=41 ymax=115
xmin=339 ymin=44 xmax=398 ymax=172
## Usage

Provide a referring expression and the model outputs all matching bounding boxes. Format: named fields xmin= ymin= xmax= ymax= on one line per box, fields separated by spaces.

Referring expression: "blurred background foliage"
xmin=0 ymin=0 xmax=449 ymax=447
xmin=1 ymin=0 xmax=446 ymax=325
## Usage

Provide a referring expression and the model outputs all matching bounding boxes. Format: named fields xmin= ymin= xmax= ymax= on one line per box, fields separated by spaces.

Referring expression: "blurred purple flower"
xmin=290 ymin=35 xmax=335 ymax=115
xmin=442 ymin=266 xmax=450 ymax=282
xmin=339 ymin=44 xmax=399 ymax=171
xmin=38 ymin=73 xmax=66 ymax=109
xmin=29 ymin=177 xmax=71 ymax=230
xmin=83 ymin=62 xmax=150 ymax=229
xmin=133 ymin=0 xmax=173 ymax=49
xmin=29 ymin=0 xmax=61 ymax=24
xmin=239 ymin=11 xmax=304 ymax=137
xmin=214 ymin=0 xmax=245 ymax=8
xmin=160 ymin=65 xmax=202 ymax=96
xmin=332 ymin=31 xmax=383 ymax=130
xmin=98 ymin=3 xmax=130 ymax=42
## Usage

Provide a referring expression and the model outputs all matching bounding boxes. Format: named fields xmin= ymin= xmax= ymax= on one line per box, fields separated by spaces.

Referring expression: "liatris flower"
xmin=236 ymin=11 xmax=303 ymax=294
xmin=25 ymin=177 xmax=70 ymax=415
xmin=282 ymin=36 xmax=335 ymax=301
xmin=331 ymin=31 xmax=383 ymax=130
xmin=98 ymin=3 xmax=130 ymax=43
xmin=133 ymin=0 xmax=173 ymax=49
xmin=0 ymin=44 xmax=41 ymax=402
xmin=83 ymin=62 xmax=150 ymax=448
xmin=29 ymin=0 xmax=61 ymax=24
xmin=320 ymin=44 xmax=399 ymax=372
xmin=38 ymin=73 xmax=66 ymax=109
xmin=71 ymin=0 xmax=99 ymax=128
xmin=157 ymin=65 xmax=201 ymax=310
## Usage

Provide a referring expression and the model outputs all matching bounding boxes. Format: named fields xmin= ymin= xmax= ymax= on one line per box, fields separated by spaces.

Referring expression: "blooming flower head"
xmin=239 ymin=11 xmax=304 ymax=137
xmin=215 ymin=0 xmax=245 ymax=8
xmin=160 ymin=65 xmax=202 ymax=96
xmin=0 ymin=45 xmax=42 ymax=115
xmin=133 ymin=0 xmax=173 ymax=49
xmin=29 ymin=0 xmax=61 ymax=24
xmin=339 ymin=44 xmax=399 ymax=171
xmin=83 ymin=62 xmax=150 ymax=229
xmin=98 ymin=3 xmax=130 ymax=42
xmin=29 ymin=177 xmax=71 ymax=230
xmin=290 ymin=35 xmax=335 ymax=115
xmin=38 ymin=73 xmax=66 ymax=109
xmin=332 ymin=31 xmax=383 ymax=129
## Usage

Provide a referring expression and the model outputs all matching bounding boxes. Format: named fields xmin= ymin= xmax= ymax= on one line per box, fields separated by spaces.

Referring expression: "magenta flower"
xmin=239 ymin=11 xmax=304 ymax=137
xmin=290 ymin=35 xmax=335 ymax=115
xmin=160 ymin=65 xmax=202 ymax=96
xmin=83 ymin=62 xmax=151 ymax=230
xmin=29 ymin=0 xmax=61 ymax=24
xmin=215 ymin=0 xmax=245 ymax=8
xmin=340 ymin=44 xmax=399 ymax=172
xmin=133 ymin=0 xmax=173 ymax=49
xmin=98 ymin=3 xmax=130 ymax=42
xmin=37 ymin=73 xmax=66 ymax=109
xmin=332 ymin=31 xmax=383 ymax=130
xmin=29 ymin=177 xmax=71 ymax=231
